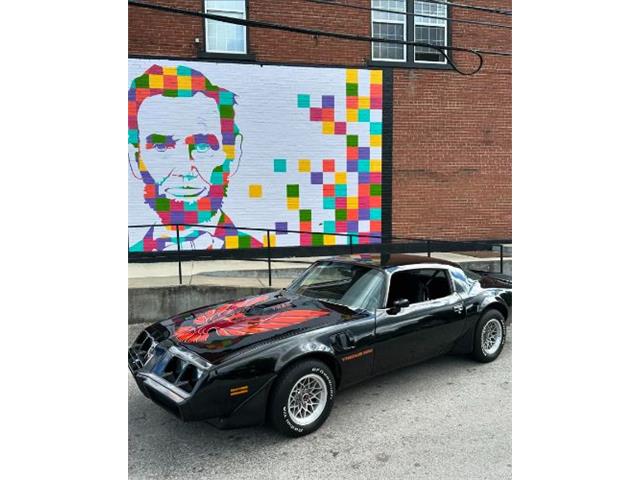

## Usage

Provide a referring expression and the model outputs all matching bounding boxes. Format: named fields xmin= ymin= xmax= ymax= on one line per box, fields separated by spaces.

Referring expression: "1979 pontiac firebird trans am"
xmin=129 ymin=254 xmax=512 ymax=437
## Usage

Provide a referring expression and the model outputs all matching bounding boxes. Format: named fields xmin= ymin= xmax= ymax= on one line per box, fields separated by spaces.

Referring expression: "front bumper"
xmin=129 ymin=335 xmax=275 ymax=427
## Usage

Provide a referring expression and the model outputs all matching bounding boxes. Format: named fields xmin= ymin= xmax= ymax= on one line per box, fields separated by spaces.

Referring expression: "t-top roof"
xmin=326 ymin=253 xmax=462 ymax=270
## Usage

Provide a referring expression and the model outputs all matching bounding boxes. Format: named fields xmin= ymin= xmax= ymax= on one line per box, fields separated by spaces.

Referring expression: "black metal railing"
xmin=128 ymin=223 xmax=511 ymax=286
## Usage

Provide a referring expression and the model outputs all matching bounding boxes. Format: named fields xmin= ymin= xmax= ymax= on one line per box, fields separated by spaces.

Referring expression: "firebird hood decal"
xmin=173 ymin=294 xmax=332 ymax=344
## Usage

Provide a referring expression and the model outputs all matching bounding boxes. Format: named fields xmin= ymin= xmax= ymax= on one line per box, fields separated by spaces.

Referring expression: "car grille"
xmin=129 ymin=330 xmax=157 ymax=371
xmin=160 ymin=353 xmax=202 ymax=393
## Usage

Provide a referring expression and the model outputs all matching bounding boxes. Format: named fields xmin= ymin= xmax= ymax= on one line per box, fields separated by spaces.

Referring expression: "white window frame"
xmin=414 ymin=1 xmax=448 ymax=64
xmin=371 ymin=0 xmax=407 ymax=62
xmin=204 ymin=0 xmax=247 ymax=55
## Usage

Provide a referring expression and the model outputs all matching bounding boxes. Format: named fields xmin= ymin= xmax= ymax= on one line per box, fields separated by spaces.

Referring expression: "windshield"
xmin=287 ymin=261 xmax=386 ymax=312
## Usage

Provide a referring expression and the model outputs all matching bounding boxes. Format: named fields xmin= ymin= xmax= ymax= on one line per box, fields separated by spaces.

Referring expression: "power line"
xmin=305 ymin=0 xmax=511 ymax=30
xmin=129 ymin=1 xmax=511 ymax=75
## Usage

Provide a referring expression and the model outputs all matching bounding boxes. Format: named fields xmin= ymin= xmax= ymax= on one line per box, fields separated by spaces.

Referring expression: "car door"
xmin=373 ymin=268 xmax=466 ymax=374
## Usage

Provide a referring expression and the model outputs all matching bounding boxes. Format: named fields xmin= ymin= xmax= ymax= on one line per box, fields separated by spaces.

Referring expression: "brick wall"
xmin=129 ymin=0 xmax=512 ymax=241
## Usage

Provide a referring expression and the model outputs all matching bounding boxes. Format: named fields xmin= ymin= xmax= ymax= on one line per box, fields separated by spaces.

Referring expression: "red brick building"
xmin=129 ymin=0 xmax=511 ymax=246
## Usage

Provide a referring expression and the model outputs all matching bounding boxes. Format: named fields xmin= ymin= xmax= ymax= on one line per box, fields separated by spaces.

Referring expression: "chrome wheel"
xmin=287 ymin=373 xmax=328 ymax=426
xmin=481 ymin=318 xmax=503 ymax=355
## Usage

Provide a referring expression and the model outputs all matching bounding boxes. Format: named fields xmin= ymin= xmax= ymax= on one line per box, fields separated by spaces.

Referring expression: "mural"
xmin=128 ymin=59 xmax=384 ymax=252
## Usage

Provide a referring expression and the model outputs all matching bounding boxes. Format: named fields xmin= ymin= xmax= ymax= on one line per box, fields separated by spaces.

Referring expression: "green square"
xmin=297 ymin=94 xmax=311 ymax=108
xmin=346 ymin=135 xmax=358 ymax=147
xmin=219 ymin=105 xmax=234 ymax=119
xmin=370 ymin=184 xmax=382 ymax=196
xmin=358 ymin=109 xmax=370 ymax=122
xmin=205 ymin=80 xmax=218 ymax=92
xmin=370 ymin=122 xmax=383 ymax=135
xmin=287 ymin=184 xmax=299 ymax=198
xmin=312 ymin=233 xmax=324 ymax=246
xmin=346 ymin=83 xmax=358 ymax=96
xmin=299 ymin=209 xmax=312 ymax=222
xmin=336 ymin=209 xmax=347 ymax=221
xmin=155 ymin=198 xmax=169 ymax=212
xmin=164 ymin=89 xmax=178 ymax=98
xmin=239 ymin=235 xmax=251 ymax=249
xmin=135 ymin=76 xmax=149 ymax=88
xmin=273 ymin=158 xmax=287 ymax=172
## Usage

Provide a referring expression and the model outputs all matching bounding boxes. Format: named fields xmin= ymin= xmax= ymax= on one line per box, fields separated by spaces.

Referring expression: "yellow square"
xmin=223 ymin=145 xmax=235 ymax=158
xmin=347 ymin=109 xmax=358 ymax=122
xmin=347 ymin=197 xmax=358 ymax=209
xmin=323 ymin=234 xmax=336 ymax=246
xmin=358 ymin=97 xmax=370 ymax=109
xmin=262 ymin=233 xmax=276 ymax=246
xmin=248 ymin=184 xmax=262 ymax=198
xmin=346 ymin=69 xmax=358 ymax=83
xmin=287 ymin=198 xmax=299 ymax=210
xmin=370 ymin=159 xmax=382 ymax=172
xmin=370 ymin=134 xmax=382 ymax=147
xmin=149 ymin=74 xmax=163 ymax=89
xmin=335 ymin=172 xmax=347 ymax=184
xmin=163 ymin=66 xmax=177 ymax=75
xmin=177 ymin=75 xmax=192 ymax=90
xmin=298 ymin=159 xmax=311 ymax=172
xmin=322 ymin=122 xmax=334 ymax=135
xmin=370 ymin=70 xmax=383 ymax=84
xmin=225 ymin=236 xmax=239 ymax=249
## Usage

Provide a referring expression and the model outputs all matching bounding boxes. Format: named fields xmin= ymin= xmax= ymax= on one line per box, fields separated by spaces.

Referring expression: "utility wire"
xmin=421 ymin=0 xmax=512 ymax=16
xmin=129 ymin=1 xmax=511 ymax=75
xmin=306 ymin=0 xmax=511 ymax=30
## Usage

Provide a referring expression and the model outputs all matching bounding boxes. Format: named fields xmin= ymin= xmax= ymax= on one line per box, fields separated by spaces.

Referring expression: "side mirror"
xmin=388 ymin=298 xmax=410 ymax=315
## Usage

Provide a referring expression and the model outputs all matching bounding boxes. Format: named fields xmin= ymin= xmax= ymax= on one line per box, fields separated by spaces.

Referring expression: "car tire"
xmin=472 ymin=309 xmax=507 ymax=363
xmin=268 ymin=359 xmax=336 ymax=437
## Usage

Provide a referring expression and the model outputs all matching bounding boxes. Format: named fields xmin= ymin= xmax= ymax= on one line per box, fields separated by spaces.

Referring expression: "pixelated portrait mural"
xmin=128 ymin=60 xmax=384 ymax=252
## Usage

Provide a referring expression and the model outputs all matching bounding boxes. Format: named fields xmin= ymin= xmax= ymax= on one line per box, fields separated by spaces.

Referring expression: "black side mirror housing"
xmin=388 ymin=298 xmax=410 ymax=315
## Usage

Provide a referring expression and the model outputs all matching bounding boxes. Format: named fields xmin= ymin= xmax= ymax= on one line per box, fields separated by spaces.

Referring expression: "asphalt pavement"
xmin=128 ymin=324 xmax=512 ymax=480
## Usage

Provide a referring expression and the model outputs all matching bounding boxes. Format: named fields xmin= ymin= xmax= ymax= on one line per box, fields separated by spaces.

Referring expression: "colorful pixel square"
xmin=286 ymin=184 xmax=299 ymax=198
xmin=322 ymin=159 xmax=335 ymax=172
xmin=310 ymin=172 xmax=323 ymax=184
xmin=322 ymin=95 xmax=335 ymax=108
xmin=273 ymin=158 xmax=287 ymax=172
xmin=297 ymin=94 xmax=310 ymax=108
xmin=248 ymin=184 xmax=262 ymax=198
xmin=298 ymin=159 xmax=311 ymax=172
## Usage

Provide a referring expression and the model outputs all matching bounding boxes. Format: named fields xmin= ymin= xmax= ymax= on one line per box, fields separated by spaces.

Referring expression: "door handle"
xmin=453 ymin=304 xmax=464 ymax=314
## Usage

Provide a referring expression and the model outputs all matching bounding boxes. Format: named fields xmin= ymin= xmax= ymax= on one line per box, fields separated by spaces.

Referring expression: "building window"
xmin=205 ymin=0 xmax=247 ymax=54
xmin=414 ymin=1 xmax=447 ymax=63
xmin=372 ymin=1 xmax=407 ymax=61
xmin=371 ymin=1 xmax=448 ymax=65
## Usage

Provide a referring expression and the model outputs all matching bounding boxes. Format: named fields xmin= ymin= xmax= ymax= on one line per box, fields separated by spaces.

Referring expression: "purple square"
xmin=359 ymin=172 xmax=370 ymax=184
xmin=322 ymin=95 xmax=335 ymax=108
xmin=347 ymin=160 xmax=358 ymax=172
xmin=347 ymin=221 xmax=359 ymax=232
xmin=358 ymin=147 xmax=370 ymax=160
xmin=310 ymin=172 xmax=324 ymax=185
xmin=358 ymin=209 xmax=370 ymax=220
xmin=274 ymin=222 xmax=288 ymax=235
xmin=170 ymin=211 xmax=184 ymax=224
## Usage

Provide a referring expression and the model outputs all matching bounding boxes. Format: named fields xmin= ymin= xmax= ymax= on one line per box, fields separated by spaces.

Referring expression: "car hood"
xmin=152 ymin=291 xmax=359 ymax=364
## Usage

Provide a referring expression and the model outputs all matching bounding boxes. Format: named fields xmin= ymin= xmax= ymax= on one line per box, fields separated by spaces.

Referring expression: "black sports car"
xmin=129 ymin=254 xmax=512 ymax=437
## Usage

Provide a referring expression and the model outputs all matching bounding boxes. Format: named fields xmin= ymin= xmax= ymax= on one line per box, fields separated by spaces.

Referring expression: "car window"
xmin=288 ymin=261 xmax=386 ymax=311
xmin=386 ymin=268 xmax=453 ymax=307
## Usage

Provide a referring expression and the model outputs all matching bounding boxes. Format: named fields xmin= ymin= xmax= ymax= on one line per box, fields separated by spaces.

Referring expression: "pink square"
xmin=336 ymin=197 xmax=347 ymax=208
xmin=334 ymin=122 xmax=346 ymax=135
xmin=336 ymin=221 xmax=347 ymax=233
xmin=371 ymin=96 xmax=383 ymax=109
xmin=309 ymin=108 xmax=323 ymax=121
